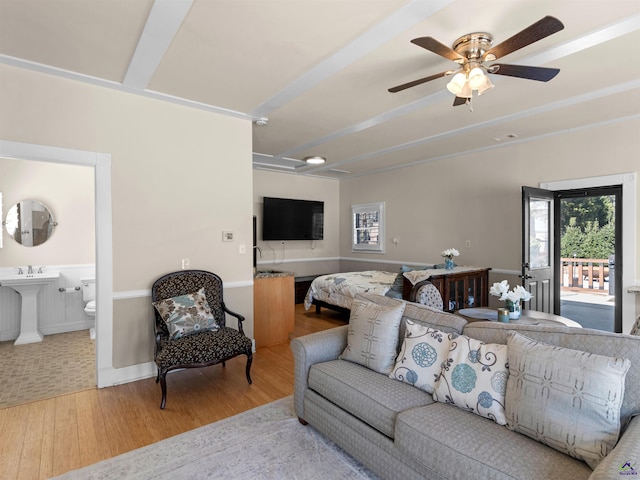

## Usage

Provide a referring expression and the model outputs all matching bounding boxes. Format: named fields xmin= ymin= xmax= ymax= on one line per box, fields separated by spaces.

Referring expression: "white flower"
xmin=441 ymin=248 xmax=460 ymax=258
xmin=489 ymin=280 xmax=509 ymax=300
xmin=490 ymin=281 xmax=533 ymax=302
xmin=513 ymin=285 xmax=533 ymax=302
xmin=505 ymin=290 xmax=522 ymax=303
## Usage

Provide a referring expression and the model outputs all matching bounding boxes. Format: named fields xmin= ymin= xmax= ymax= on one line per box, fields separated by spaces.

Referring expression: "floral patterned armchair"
xmin=408 ymin=279 xmax=444 ymax=310
xmin=151 ymin=270 xmax=253 ymax=409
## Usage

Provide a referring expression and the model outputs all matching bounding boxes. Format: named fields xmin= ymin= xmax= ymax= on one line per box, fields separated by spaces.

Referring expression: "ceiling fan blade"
xmin=411 ymin=37 xmax=465 ymax=63
xmin=453 ymin=96 xmax=468 ymax=106
xmin=483 ymin=16 xmax=564 ymax=61
xmin=388 ymin=71 xmax=448 ymax=93
xmin=490 ymin=64 xmax=560 ymax=82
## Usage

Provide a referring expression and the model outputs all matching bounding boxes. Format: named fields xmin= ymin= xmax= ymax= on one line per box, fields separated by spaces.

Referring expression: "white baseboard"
xmin=0 ymin=330 xmax=19 ymax=342
xmin=41 ymin=321 xmax=94 ymax=335
xmin=0 ymin=322 xmax=93 ymax=341
xmin=97 ymin=361 xmax=156 ymax=388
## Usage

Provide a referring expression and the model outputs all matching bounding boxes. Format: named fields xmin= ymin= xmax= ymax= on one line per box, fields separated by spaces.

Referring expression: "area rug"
xmin=53 ymin=396 xmax=379 ymax=480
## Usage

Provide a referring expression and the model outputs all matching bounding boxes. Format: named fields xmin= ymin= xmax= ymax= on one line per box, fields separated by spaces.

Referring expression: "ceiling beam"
xmin=122 ymin=0 xmax=194 ymax=89
xmin=280 ymin=14 xmax=640 ymax=162
xmin=248 ymin=0 xmax=456 ymax=119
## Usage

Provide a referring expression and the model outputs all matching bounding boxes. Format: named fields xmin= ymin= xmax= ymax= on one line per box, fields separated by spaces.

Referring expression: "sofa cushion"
xmin=308 ymin=359 xmax=433 ymax=438
xmin=461 ymin=322 xmax=640 ymax=430
xmin=505 ymin=332 xmax=631 ymax=469
xmin=340 ymin=296 xmax=405 ymax=375
xmin=389 ymin=321 xmax=453 ymax=394
xmin=395 ymin=402 xmax=593 ymax=480
xmin=433 ymin=334 xmax=509 ymax=425
xmin=356 ymin=293 xmax=467 ymax=350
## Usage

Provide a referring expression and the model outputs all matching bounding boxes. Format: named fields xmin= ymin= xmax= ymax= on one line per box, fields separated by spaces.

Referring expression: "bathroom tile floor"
xmin=0 ymin=329 xmax=95 ymax=409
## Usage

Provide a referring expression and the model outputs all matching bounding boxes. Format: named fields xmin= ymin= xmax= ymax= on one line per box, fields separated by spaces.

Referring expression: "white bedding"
xmin=304 ymin=270 xmax=398 ymax=311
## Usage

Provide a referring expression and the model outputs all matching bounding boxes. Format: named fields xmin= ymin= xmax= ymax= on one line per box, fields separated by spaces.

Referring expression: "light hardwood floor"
xmin=0 ymin=304 xmax=348 ymax=480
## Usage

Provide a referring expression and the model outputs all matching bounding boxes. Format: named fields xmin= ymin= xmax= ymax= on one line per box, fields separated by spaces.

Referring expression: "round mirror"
xmin=4 ymin=199 xmax=56 ymax=247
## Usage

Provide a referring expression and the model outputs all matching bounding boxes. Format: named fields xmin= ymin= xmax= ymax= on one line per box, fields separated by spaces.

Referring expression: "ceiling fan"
xmin=388 ymin=16 xmax=564 ymax=106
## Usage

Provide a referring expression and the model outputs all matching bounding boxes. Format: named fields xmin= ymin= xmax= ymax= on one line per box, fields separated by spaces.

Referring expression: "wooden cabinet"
xmin=403 ymin=267 xmax=491 ymax=313
xmin=253 ymin=274 xmax=295 ymax=348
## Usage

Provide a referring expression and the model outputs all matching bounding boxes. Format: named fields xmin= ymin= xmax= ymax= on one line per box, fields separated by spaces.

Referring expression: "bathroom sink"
xmin=0 ymin=272 xmax=60 ymax=285
xmin=0 ymin=272 xmax=60 ymax=345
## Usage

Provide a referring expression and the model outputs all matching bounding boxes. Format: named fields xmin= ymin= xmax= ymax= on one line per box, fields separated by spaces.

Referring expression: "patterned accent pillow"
xmin=433 ymin=334 xmax=509 ymax=425
xmin=340 ymin=296 xmax=406 ymax=375
xmin=153 ymin=288 xmax=218 ymax=340
xmin=505 ymin=332 xmax=631 ymax=469
xmin=389 ymin=321 xmax=452 ymax=393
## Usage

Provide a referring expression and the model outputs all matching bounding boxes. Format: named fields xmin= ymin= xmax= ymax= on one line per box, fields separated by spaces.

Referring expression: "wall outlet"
xmin=181 ymin=258 xmax=190 ymax=269
xmin=239 ymin=243 xmax=246 ymax=254
xmin=465 ymin=240 xmax=471 ymax=248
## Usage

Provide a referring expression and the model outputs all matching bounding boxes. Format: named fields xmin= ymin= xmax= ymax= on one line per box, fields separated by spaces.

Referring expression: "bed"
xmin=303 ymin=269 xmax=444 ymax=313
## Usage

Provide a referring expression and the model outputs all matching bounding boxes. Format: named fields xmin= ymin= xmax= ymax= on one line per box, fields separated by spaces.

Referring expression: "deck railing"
xmin=561 ymin=257 xmax=610 ymax=293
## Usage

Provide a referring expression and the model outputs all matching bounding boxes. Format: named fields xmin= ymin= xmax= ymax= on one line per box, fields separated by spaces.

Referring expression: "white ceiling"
xmin=1 ymin=0 xmax=639 ymax=179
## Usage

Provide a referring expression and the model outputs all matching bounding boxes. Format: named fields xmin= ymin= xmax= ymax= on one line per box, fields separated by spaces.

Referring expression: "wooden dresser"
xmin=403 ymin=267 xmax=491 ymax=312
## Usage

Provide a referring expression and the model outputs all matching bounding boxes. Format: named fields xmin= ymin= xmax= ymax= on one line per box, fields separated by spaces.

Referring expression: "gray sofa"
xmin=291 ymin=293 xmax=640 ymax=480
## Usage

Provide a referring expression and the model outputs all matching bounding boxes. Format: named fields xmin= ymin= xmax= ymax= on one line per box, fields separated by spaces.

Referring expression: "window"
xmin=352 ymin=202 xmax=385 ymax=253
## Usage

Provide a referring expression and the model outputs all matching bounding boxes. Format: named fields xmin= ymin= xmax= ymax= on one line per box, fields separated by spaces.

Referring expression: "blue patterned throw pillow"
xmin=389 ymin=320 xmax=453 ymax=394
xmin=433 ymin=334 xmax=509 ymax=425
xmin=153 ymin=287 xmax=218 ymax=339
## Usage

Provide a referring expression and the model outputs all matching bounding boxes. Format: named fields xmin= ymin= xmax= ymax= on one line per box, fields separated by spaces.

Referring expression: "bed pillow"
xmin=152 ymin=287 xmax=218 ymax=339
xmin=505 ymin=332 xmax=631 ymax=469
xmin=386 ymin=265 xmax=429 ymax=298
xmin=389 ymin=321 xmax=453 ymax=393
xmin=433 ymin=334 xmax=509 ymax=425
xmin=340 ymin=296 xmax=406 ymax=375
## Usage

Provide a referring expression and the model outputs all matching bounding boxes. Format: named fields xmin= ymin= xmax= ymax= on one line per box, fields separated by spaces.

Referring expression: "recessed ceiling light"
xmin=304 ymin=156 xmax=326 ymax=165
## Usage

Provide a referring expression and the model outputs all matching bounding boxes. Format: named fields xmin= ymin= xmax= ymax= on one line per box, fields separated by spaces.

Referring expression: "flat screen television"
xmin=262 ymin=197 xmax=324 ymax=241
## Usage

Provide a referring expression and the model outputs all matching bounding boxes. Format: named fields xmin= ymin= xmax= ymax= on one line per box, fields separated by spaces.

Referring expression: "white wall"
xmin=0 ymin=64 xmax=254 ymax=372
xmin=0 ymin=158 xmax=95 ymax=265
xmin=339 ymin=118 xmax=640 ymax=332
xmin=253 ymin=169 xmax=340 ymax=277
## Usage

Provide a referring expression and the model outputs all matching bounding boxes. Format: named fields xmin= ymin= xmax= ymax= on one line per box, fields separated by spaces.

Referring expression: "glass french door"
xmin=522 ymin=187 xmax=555 ymax=313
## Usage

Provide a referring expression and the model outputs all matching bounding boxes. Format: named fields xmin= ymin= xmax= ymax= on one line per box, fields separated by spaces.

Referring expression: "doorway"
xmin=0 ymin=139 xmax=114 ymax=388
xmin=0 ymin=157 xmax=97 ymax=407
xmin=556 ymin=186 xmax=621 ymax=332
xmin=523 ymin=183 xmax=623 ymax=333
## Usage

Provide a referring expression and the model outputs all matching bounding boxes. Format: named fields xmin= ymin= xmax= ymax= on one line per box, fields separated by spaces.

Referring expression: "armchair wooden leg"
xmin=159 ymin=371 xmax=168 ymax=409
xmin=245 ymin=352 xmax=253 ymax=384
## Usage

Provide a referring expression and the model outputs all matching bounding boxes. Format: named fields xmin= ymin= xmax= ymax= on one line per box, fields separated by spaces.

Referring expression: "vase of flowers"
xmin=441 ymin=248 xmax=459 ymax=270
xmin=489 ymin=280 xmax=533 ymax=319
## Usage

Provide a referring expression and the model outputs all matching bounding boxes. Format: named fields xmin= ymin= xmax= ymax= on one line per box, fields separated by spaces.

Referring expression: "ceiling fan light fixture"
xmin=304 ymin=155 xmax=326 ymax=165
xmin=446 ymin=72 xmax=466 ymax=95
xmin=477 ymin=75 xmax=494 ymax=95
xmin=468 ymin=67 xmax=486 ymax=90
xmin=459 ymin=81 xmax=473 ymax=98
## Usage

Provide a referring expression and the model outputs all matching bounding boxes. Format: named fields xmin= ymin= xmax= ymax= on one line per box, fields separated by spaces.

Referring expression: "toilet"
xmin=81 ymin=277 xmax=96 ymax=339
